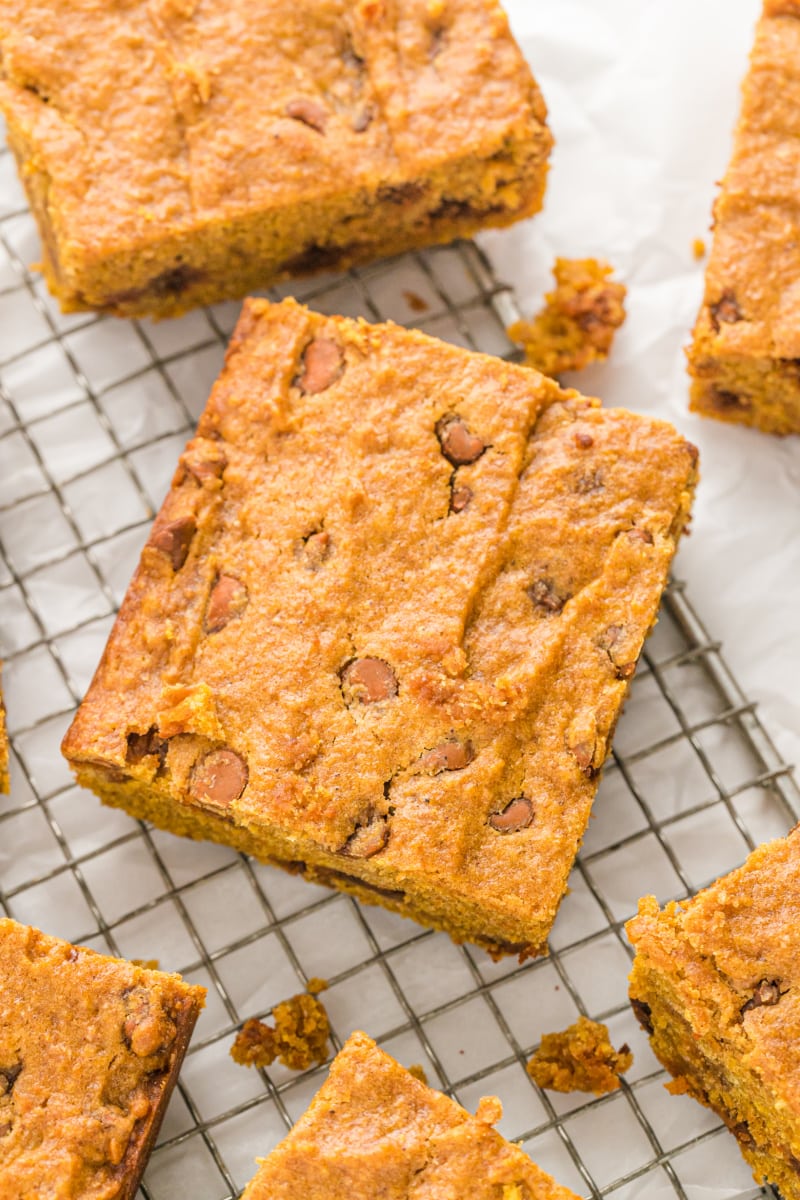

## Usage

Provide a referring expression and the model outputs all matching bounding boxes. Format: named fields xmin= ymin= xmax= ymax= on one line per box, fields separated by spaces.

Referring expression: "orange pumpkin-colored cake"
xmin=62 ymin=298 xmax=697 ymax=959
xmin=0 ymin=0 xmax=551 ymax=317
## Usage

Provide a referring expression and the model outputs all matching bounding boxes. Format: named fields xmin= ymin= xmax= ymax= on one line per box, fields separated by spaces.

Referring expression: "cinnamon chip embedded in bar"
xmin=529 ymin=578 xmax=567 ymax=615
xmin=188 ymin=749 xmax=248 ymax=810
xmin=285 ymin=97 xmax=328 ymax=133
xmin=450 ymin=484 xmax=473 ymax=513
xmin=436 ymin=414 xmax=486 ymax=465
xmin=340 ymin=657 xmax=398 ymax=705
xmin=342 ymin=811 xmax=390 ymax=859
xmin=205 ymin=576 xmax=249 ymax=633
xmin=296 ymin=338 xmax=345 ymax=394
xmin=740 ymin=979 xmax=784 ymax=1013
xmin=149 ymin=516 xmax=196 ymax=570
xmin=710 ymin=291 xmax=744 ymax=329
xmin=489 ymin=797 xmax=534 ymax=832
xmin=417 ymin=739 xmax=474 ymax=774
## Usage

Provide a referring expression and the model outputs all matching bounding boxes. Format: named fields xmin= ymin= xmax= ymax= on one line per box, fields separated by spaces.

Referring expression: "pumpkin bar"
xmin=240 ymin=1031 xmax=581 ymax=1199
xmin=0 ymin=0 xmax=551 ymax=319
xmin=62 ymin=298 xmax=697 ymax=960
xmin=0 ymin=916 xmax=205 ymax=1199
xmin=687 ymin=1 xmax=800 ymax=435
xmin=627 ymin=827 xmax=800 ymax=1200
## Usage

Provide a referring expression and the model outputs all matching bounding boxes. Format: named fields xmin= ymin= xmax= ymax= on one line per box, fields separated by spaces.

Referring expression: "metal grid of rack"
xmin=1 ymin=129 xmax=798 ymax=1199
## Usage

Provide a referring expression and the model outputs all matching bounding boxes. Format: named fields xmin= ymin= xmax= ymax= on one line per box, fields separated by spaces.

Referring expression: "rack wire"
xmin=1 ymin=129 xmax=798 ymax=1200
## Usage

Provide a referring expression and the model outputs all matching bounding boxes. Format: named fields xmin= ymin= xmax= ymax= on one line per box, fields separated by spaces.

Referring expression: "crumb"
xmin=475 ymin=1095 xmax=503 ymax=1126
xmin=130 ymin=958 xmax=160 ymax=970
xmin=231 ymin=992 xmax=330 ymax=1071
xmin=692 ymin=238 xmax=707 ymax=260
xmin=306 ymin=976 xmax=328 ymax=996
xmin=508 ymin=257 xmax=626 ymax=377
xmin=526 ymin=1015 xmax=633 ymax=1095
xmin=407 ymin=1063 xmax=429 ymax=1085
xmin=403 ymin=289 xmax=429 ymax=313
xmin=231 ymin=1017 xmax=278 ymax=1068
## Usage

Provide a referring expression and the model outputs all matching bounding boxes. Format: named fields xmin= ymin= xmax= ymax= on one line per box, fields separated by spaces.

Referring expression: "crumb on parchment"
xmin=508 ymin=257 xmax=626 ymax=377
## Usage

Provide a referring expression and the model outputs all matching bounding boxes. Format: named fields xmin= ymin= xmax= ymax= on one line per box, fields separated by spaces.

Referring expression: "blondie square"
xmin=0 ymin=0 xmax=551 ymax=318
xmin=0 ymin=916 xmax=205 ymax=1199
xmin=688 ymin=1 xmax=800 ymax=435
xmin=62 ymin=298 xmax=697 ymax=959
xmin=627 ymin=827 xmax=800 ymax=1200
xmin=240 ymin=1031 xmax=581 ymax=1199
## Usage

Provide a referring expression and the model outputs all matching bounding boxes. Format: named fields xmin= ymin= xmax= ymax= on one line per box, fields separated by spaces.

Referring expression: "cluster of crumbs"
xmin=231 ymin=980 xmax=330 ymax=1071
xmin=508 ymin=258 xmax=626 ymax=377
xmin=526 ymin=1016 xmax=633 ymax=1095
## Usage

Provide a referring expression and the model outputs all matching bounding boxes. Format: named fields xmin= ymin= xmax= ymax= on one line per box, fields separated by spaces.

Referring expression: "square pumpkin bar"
xmin=241 ymin=1031 xmax=581 ymax=1199
xmin=628 ymin=827 xmax=800 ymax=1200
xmin=0 ymin=917 xmax=204 ymax=1198
xmin=63 ymin=298 xmax=697 ymax=959
xmin=0 ymin=0 xmax=551 ymax=317
xmin=688 ymin=0 xmax=800 ymax=434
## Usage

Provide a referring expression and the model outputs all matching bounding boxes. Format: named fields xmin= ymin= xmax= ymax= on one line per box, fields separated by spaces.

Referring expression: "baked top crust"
xmin=692 ymin=7 xmax=800 ymax=357
xmin=241 ymin=1031 xmax=581 ymax=1199
xmin=62 ymin=298 xmax=697 ymax=950
xmin=0 ymin=916 xmax=205 ymax=1199
xmin=0 ymin=0 xmax=547 ymax=253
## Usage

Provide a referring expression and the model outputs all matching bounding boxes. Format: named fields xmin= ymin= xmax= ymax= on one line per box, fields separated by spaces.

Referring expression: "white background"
xmin=489 ymin=0 xmax=800 ymax=780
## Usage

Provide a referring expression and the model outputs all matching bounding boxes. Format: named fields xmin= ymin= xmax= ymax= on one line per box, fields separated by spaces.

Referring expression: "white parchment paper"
xmin=490 ymin=0 xmax=800 ymax=779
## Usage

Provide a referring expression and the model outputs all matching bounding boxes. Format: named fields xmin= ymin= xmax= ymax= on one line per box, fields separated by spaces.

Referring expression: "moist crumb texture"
xmin=0 ymin=917 xmax=205 ymax=1200
xmin=0 ymin=665 xmax=8 ymax=793
xmin=239 ymin=1031 xmax=582 ymax=1199
xmin=508 ymin=257 xmax=627 ymax=377
xmin=62 ymin=298 xmax=698 ymax=961
xmin=687 ymin=2 xmax=800 ymax=434
xmin=526 ymin=1015 xmax=632 ymax=1095
xmin=627 ymin=828 xmax=800 ymax=1200
xmin=0 ymin=0 xmax=552 ymax=318
xmin=231 ymin=992 xmax=331 ymax=1072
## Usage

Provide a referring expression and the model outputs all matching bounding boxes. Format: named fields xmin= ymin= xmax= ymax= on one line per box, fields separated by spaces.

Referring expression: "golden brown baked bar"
xmin=62 ymin=298 xmax=697 ymax=960
xmin=0 ymin=0 xmax=551 ymax=319
xmin=240 ymin=1031 xmax=581 ymax=1199
xmin=687 ymin=1 xmax=800 ymax=435
xmin=0 ymin=916 xmax=205 ymax=1199
xmin=0 ymin=665 xmax=9 ymax=794
xmin=627 ymin=827 xmax=800 ymax=1200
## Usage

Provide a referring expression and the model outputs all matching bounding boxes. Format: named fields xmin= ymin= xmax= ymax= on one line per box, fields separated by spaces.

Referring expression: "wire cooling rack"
xmin=1 ymin=133 xmax=799 ymax=1200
